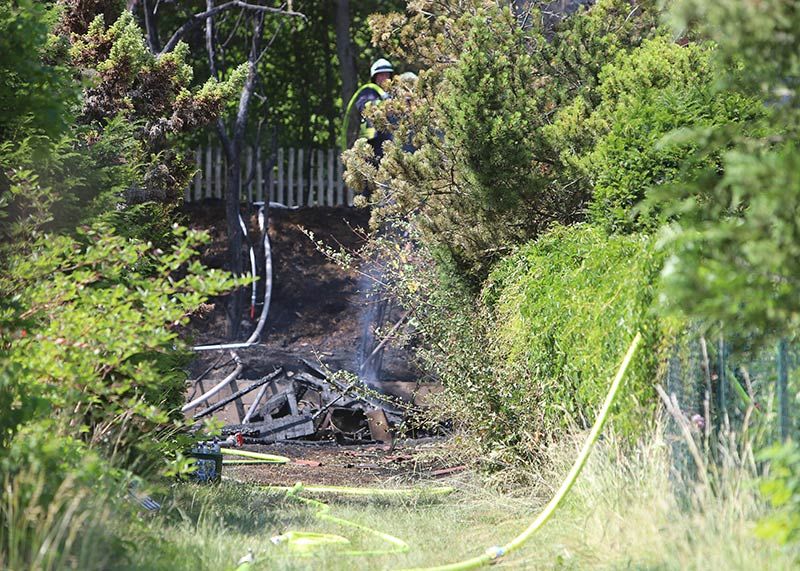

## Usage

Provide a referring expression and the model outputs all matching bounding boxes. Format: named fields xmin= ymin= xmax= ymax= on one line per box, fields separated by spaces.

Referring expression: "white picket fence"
xmin=184 ymin=146 xmax=353 ymax=207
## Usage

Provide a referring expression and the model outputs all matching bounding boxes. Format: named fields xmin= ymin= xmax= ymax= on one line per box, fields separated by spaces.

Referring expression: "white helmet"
xmin=370 ymin=58 xmax=394 ymax=79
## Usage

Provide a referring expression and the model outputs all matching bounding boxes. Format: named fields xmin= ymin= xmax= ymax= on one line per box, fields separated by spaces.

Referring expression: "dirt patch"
xmin=181 ymin=201 xmax=432 ymax=428
xmin=224 ymin=439 xmax=459 ymax=487
xmin=184 ymin=202 xmax=369 ymax=361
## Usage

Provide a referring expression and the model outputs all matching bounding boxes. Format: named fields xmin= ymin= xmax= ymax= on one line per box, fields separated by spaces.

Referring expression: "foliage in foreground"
xmin=650 ymin=0 xmax=800 ymax=337
xmin=0 ymin=3 xmax=240 ymax=566
xmin=7 ymin=425 xmax=799 ymax=570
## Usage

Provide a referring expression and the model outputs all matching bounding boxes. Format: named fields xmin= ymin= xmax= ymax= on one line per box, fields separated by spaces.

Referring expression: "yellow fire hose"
xmin=233 ymin=333 xmax=641 ymax=570
xmin=220 ymin=448 xmax=290 ymax=464
xmin=402 ymin=332 xmax=642 ymax=571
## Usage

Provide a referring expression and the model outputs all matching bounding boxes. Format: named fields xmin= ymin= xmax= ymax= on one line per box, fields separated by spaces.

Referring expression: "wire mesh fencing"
xmin=662 ymin=331 xmax=797 ymax=488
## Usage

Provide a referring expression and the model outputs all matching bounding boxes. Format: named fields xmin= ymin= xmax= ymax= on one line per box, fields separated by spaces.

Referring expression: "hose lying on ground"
xmin=401 ymin=332 xmax=642 ymax=571
xmin=266 ymin=483 xmax=454 ymax=557
xmin=221 ymin=448 xmax=290 ymax=464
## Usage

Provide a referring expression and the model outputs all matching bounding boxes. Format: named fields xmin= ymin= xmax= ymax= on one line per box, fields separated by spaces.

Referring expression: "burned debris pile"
xmin=187 ymin=357 xmax=406 ymax=445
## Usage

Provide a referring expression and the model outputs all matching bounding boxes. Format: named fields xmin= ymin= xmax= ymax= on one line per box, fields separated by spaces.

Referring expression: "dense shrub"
xmin=347 ymin=0 xmax=661 ymax=284
xmin=479 ymin=225 xmax=667 ymax=447
xmin=649 ymin=0 xmax=800 ymax=338
xmin=395 ymin=224 xmax=670 ymax=464
xmin=546 ymin=36 xmax=764 ymax=234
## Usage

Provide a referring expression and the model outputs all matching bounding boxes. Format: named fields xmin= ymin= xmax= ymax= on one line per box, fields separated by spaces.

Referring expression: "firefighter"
xmin=342 ymin=58 xmax=395 ymax=160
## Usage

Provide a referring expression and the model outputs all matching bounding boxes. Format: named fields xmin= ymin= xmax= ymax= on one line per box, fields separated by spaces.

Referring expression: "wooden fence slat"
xmin=287 ymin=148 xmax=295 ymax=208
xmin=186 ymin=146 xmax=349 ymax=207
xmin=214 ymin=147 xmax=222 ymax=200
xmin=337 ymin=155 xmax=348 ymax=206
xmin=327 ymin=149 xmax=335 ymax=206
xmin=316 ymin=149 xmax=324 ymax=207
xmin=308 ymin=150 xmax=315 ymax=206
xmin=245 ymin=146 xmax=253 ymax=203
xmin=277 ymin=147 xmax=284 ymax=205
xmin=193 ymin=146 xmax=202 ymax=201
xmin=297 ymin=148 xmax=304 ymax=207
xmin=256 ymin=147 xmax=263 ymax=203
xmin=205 ymin=145 xmax=213 ymax=199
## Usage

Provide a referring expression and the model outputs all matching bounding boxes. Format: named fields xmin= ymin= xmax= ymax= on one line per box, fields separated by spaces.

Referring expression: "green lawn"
xmin=114 ymin=437 xmax=797 ymax=571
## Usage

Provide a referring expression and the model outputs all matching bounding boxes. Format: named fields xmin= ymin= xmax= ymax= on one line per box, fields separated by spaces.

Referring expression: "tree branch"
xmin=234 ymin=12 xmax=265 ymax=145
xmin=160 ymin=0 xmax=304 ymax=54
xmin=205 ymin=0 xmax=220 ymax=80
xmin=142 ymin=0 xmax=162 ymax=52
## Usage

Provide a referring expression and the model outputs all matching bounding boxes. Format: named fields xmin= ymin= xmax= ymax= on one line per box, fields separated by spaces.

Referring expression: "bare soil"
xmin=181 ymin=200 xmax=438 ymax=439
xmin=224 ymin=439 xmax=460 ymax=486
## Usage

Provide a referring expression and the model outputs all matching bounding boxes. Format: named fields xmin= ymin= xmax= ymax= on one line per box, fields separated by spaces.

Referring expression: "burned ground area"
xmin=178 ymin=201 xmax=441 ymax=481
xmin=184 ymin=201 xmax=369 ymax=366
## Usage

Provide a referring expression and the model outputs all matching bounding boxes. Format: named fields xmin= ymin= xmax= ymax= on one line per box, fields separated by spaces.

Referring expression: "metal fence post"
xmin=777 ymin=337 xmax=789 ymax=441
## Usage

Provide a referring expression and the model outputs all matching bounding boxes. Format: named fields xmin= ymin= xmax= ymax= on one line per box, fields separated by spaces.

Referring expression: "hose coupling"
xmin=485 ymin=545 xmax=505 ymax=560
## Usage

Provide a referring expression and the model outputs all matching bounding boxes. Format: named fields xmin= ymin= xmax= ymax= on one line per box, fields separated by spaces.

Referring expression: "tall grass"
xmin=0 ymin=471 xmax=121 ymax=570
xmin=2 ymin=421 xmax=796 ymax=570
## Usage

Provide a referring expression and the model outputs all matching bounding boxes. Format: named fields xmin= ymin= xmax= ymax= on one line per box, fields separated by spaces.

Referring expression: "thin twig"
xmin=161 ymin=0 xmax=305 ymax=54
xmin=655 ymin=384 xmax=709 ymax=487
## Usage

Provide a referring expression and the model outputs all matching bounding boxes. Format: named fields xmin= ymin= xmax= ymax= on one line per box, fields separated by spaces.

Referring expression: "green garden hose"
xmin=400 ymin=332 xmax=642 ymax=571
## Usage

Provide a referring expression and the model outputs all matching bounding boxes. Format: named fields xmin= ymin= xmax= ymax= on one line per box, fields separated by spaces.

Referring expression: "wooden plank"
xmin=228 ymin=378 xmax=246 ymax=422
xmin=327 ymin=149 xmax=334 ymax=207
xmin=192 ymin=369 xmax=283 ymax=421
xmin=287 ymin=147 xmax=294 ymax=207
xmin=205 ymin=145 xmax=213 ymax=200
xmin=193 ymin=146 xmax=202 ymax=202
xmin=214 ymin=147 xmax=222 ymax=200
xmin=243 ymin=382 xmax=270 ymax=424
xmin=256 ymin=146 xmax=263 ymax=203
xmin=317 ymin=149 xmax=324 ymax=207
xmin=222 ymin=414 xmax=315 ymax=442
xmin=297 ymin=148 xmax=304 ymax=207
xmin=245 ymin=146 xmax=253 ymax=203
xmin=277 ymin=147 xmax=284 ymax=205
xmin=303 ymin=150 xmax=314 ymax=206
xmin=337 ymin=155 xmax=349 ymax=205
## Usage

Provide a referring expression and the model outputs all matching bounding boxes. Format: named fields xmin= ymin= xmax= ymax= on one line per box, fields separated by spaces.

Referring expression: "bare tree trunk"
xmin=132 ymin=0 xmax=302 ymax=337
xmin=333 ymin=0 xmax=358 ymax=148
xmin=207 ymin=3 xmax=266 ymax=338
xmin=141 ymin=0 xmax=161 ymax=52
xmin=323 ymin=2 xmax=337 ymax=148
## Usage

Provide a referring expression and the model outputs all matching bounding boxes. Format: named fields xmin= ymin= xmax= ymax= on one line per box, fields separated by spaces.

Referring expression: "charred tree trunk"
xmin=132 ymin=0 xmax=303 ymax=337
xmin=333 ymin=0 xmax=358 ymax=148
xmin=207 ymin=3 xmax=265 ymax=338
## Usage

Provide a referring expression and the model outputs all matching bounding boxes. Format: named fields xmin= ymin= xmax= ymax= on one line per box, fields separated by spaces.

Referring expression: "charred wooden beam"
xmin=192 ymin=368 xmax=283 ymax=420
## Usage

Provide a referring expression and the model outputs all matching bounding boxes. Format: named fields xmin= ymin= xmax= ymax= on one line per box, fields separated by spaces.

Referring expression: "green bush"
xmin=476 ymin=225 xmax=668 ymax=453
xmin=649 ymin=0 xmax=800 ymax=338
xmin=350 ymin=0 xmax=662 ymax=284
xmin=757 ymin=441 xmax=800 ymax=545
xmin=546 ymin=36 xmax=764 ymax=234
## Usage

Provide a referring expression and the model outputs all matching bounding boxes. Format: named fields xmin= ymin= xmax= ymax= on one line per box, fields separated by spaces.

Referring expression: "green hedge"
xmin=477 ymin=224 xmax=669 ymax=450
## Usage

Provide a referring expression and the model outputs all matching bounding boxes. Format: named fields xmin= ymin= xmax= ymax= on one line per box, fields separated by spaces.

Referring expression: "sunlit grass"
xmin=121 ymin=433 xmax=797 ymax=570
xmin=4 ymin=428 xmax=798 ymax=570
